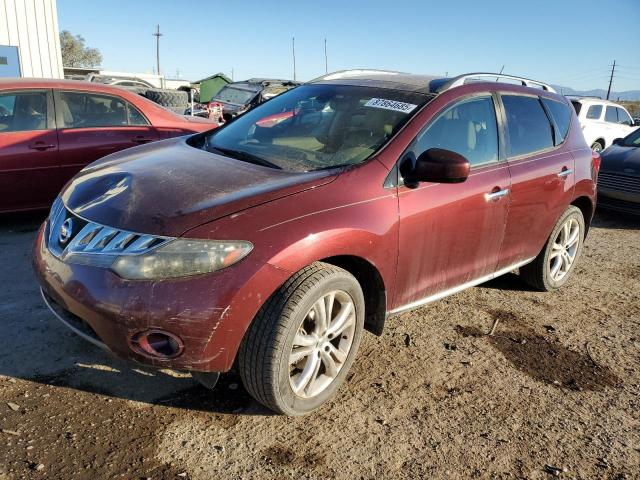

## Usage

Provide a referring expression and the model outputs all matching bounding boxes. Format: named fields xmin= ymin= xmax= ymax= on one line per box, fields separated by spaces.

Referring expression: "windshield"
xmin=622 ymin=128 xmax=640 ymax=147
xmin=213 ymin=86 xmax=259 ymax=105
xmin=202 ymin=84 xmax=430 ymax=172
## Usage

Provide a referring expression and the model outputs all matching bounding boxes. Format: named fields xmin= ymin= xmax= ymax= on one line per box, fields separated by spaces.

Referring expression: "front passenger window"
xmin=411 ymin=96 xmax=499 ymax=167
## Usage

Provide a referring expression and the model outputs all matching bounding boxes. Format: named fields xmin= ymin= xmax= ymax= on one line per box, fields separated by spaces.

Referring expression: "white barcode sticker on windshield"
xmin=364 ymin=98 xmax=417 ymax=113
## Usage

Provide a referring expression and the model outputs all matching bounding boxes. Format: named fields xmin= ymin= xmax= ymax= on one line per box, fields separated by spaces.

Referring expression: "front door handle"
xmin=485 ymin=188 xmax=509 ymax=202
xmin=28 ymin=141 xmax=56 ymax=151
xmin=557 ymin=167 xmax=573 ymax=178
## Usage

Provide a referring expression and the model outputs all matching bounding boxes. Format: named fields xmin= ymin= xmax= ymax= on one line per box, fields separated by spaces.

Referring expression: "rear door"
xmin=498 ymin=94 xmax=575 ymax=269
xmin=0 ymin=89 xmax=62 ymax=212
xmin=394 ymin=94 xmax=511 ymax=309
xmin=54 ymin=90 xmax=159 ymax=180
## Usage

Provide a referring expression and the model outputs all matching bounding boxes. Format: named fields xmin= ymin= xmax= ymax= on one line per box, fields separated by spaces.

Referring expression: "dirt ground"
xmin=0 ymin=209 xmax=638 ymax=479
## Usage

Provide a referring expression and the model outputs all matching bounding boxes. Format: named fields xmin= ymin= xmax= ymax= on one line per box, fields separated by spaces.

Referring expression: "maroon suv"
xmin=34 ymin=71 xmax=599 ymax=415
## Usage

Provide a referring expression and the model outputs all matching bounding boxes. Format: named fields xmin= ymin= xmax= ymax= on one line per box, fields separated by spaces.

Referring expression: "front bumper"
xmin=33 ymin=223 xmax=290 ymax=372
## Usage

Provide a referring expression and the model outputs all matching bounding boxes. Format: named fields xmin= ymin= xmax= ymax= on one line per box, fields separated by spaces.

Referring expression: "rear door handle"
xmin=557 ymin=167 xmax=573 ymax=178
xmin=28 ymin=142 xmax=56 ymax=151
xmin=131 ymin=136 xmax=153 ymax=144
xmin=485 ymin=188 xmax=509 ymax=202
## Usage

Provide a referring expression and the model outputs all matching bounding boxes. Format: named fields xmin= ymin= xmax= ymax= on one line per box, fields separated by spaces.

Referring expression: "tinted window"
xmin=0 ymin=91 xmax=48 ymax=132
xmin=616 ymin=108 xmax=633 ymax=126
xmin=127 ymin=104 xmax=149 ymax=125
xmin=502 ymin=95 xmax=554 ymax=157
xmin=542 ymin=98 xmax=572 ymax=144
xmin=586 ymin=105 xmax=602 ymax=119
xmin=571 ymin=101 xmax=582 ymax=115
xmin=411 ymin=95 xmax=498 ymax=167
xmin=605 ymin=106 xmax=618 ymax=123
xmin=59 ymin=92 xmax=147 ymax=128
xmin=622 ymin=128 xmax=640 ymax=147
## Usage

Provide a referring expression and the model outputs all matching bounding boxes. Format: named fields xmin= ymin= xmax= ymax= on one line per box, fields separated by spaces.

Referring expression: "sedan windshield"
xmin=202 ymin=84 xmax=430 ymax=172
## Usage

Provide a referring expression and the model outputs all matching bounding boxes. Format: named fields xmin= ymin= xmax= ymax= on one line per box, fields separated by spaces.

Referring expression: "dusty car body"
xmin=34 ymin=71 xmax=598 ymax=415
xmin=0 ymin=79 xmax=216 ymax=213
xmin=598 ymin=128 xmax=640 ymax=214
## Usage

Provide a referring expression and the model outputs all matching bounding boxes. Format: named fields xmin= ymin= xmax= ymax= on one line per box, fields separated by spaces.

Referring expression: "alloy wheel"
xmin=549 ymin=218 xmax=581 ymax=282
xmin=288 ymin=290 xmax=356 ymax=398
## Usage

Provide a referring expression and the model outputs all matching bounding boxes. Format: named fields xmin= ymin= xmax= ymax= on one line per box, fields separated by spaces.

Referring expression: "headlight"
xmin=110 ymin=239 xmax=253 ymax=280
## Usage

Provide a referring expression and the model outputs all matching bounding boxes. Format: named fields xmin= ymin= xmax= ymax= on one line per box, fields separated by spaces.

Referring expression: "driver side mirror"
xmin=402 ymin=148 xmax=470 ymax=186
xmin=634 ymin=119 xmax=640 ymax=127
xmin=613 ymin=137 xmax=624 ymax=146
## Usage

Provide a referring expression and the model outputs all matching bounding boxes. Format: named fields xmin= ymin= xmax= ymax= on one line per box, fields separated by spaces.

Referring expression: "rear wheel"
xmin=591 ymin=141 xmax=604 ymax=152
xmin=520 ymin=206 xmax=585 ymax=291
xmin=239 ymin=262 xmax=365 ymax=415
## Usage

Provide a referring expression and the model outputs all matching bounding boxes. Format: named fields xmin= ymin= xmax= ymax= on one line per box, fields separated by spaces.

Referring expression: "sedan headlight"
xmin=110 ymin=239 xmax=253 ymax=280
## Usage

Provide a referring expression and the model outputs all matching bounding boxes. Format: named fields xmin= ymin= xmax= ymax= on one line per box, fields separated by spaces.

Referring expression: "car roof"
xmin=0 ymin=77 xmax=141 ymax=96
xmin=569 ymin=97 xmax=624 ymax=107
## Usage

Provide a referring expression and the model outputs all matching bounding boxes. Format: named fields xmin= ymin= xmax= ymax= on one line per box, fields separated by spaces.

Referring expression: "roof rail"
xmin=437 ymin=73 xmax=556 ymax=93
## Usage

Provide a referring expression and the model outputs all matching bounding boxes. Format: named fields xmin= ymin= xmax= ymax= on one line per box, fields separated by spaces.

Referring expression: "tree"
xmin=59 ymin=30 xmax=102 ymax=68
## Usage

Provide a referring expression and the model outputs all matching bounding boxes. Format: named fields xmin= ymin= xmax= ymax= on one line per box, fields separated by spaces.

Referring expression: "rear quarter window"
xmin=542 ymin=98 xmax=571 ymax=144
xmin=502 ymin=95 xmax=554 ymax=157
xmin=586 ymin=105 xmax=602 ymax=119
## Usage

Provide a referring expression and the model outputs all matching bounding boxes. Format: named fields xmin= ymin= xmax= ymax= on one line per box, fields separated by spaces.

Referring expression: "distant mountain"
xmin=552 ymin=85 xmax=640 ymax=101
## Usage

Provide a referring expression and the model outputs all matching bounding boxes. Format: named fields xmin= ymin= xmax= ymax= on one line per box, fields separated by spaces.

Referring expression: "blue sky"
xmin=58 ymin=0 xmax=640 ymax=92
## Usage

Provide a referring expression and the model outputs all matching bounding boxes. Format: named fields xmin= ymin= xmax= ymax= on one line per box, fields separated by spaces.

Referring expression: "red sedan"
xmin=0 ymin=78 xmax=216 ymax=213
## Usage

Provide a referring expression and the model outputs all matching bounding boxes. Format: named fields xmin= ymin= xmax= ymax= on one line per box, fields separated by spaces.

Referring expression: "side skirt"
xmin=387 ymin=257 xmax=536 ymax=316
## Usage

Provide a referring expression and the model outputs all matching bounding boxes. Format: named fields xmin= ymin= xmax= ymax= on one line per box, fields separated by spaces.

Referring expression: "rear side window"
xmin=605 ymin=106 xmax=618 ymax=123
xmin=616 ymin=108 xmax=633 ymax=126
xmin=58 ymin=91 xmax=149 ymax=128
xmin=571 ymin=101 xmax=582 ymax=115
xmin=411 ymin=95 xmax=499 ymax=167
xmin=542 ymin=98 xmax=571 ymax=144
xmin=586 ymin=105 xmax=602 ymax=119
xmin=0 ymin=91 xmax=48 ymax=132
xmin=502 ymin=95 xmax=554 ymax=157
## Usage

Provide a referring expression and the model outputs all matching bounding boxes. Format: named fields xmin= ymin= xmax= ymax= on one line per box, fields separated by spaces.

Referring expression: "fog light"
xmin=131 ymin=329 xmax=184 ymax=359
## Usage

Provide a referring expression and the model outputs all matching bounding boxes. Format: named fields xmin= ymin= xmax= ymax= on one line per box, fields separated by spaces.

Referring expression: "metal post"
xmin=292 ymin=37 xmax=296 ymax=81
xmin=324 ymin=38 xmax=328 ymax=74
xmin=153 ymin=25 xmax=163 ymax=77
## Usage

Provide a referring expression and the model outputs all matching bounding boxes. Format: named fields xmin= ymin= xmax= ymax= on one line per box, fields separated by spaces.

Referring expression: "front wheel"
xmin=520 ymin=205 xmax=585 ymax=291
xmin=238 ymin=262 xmax=365 ymax=415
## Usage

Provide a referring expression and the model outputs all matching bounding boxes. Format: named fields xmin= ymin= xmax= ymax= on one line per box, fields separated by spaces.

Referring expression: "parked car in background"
xmin=203 ymin=78 xmax=300 ymax=122
xmin=34 ymin=71 xmax=598 ymax=415
xmin=569 ymin=97 xmax=638 ymax=152
xmin=598 ymin=128 xmax=640 ymax=214
xmin=86 ymin=74 xmax=155 ymax=89
xmin=0 ymin=78 xmax=216 ymax=213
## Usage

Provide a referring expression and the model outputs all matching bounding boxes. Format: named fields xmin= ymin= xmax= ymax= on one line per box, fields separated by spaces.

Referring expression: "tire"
xmin=591 ymin=141 xmax=604 ymax=152
xmin=238 ymin=262 xmax=365 ymax=415
xmin=144 ymin=89 xmax=188 ymax=108
xmin=520 ymin=205 xmax=585 ymax=291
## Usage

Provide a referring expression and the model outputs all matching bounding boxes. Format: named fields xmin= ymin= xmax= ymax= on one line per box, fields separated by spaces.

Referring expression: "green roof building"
xmin=196 ymin=73 xmax=232 ymax=103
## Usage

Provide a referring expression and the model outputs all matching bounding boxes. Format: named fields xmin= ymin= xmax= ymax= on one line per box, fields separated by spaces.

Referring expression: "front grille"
xmin=47 ymin=197 xmax=172 ymax=265
xmin=598 ymin=172 xmax=640 ymax=195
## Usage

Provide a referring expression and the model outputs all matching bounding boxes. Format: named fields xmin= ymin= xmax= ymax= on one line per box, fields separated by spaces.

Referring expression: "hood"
xmin=61 ymin=137 xmax=337 ymax=237
xmin=600 ymin=144 xmax=640 ymax=176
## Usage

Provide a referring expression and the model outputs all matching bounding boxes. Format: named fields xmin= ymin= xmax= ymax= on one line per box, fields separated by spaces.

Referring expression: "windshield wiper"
xmin=210 ymin=147 xmax=282 ymax=170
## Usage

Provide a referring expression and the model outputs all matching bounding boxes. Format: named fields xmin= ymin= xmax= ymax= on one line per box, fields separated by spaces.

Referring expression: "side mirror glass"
xmin=402 ymin=148 xmax=470 ymax=186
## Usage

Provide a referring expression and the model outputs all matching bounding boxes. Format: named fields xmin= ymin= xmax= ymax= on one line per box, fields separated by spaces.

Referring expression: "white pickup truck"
xmin=569 ymin=97 xmax=638 ymax=152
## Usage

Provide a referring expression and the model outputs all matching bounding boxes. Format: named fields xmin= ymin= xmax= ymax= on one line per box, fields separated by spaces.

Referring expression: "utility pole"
xmin=152 ymin=25 xmax=163 ymax=77
xmin=499 ymin=65 xmax=505 ymax=74
xmin=292 ymin=37 xmax=297 ymax=81
xmin=324 ymin=38 xmax=328 ymax=74
xmin=606 ymin=60 xmax=616 ymax=100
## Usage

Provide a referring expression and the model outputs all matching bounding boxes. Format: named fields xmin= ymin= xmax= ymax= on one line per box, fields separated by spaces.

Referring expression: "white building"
xmin=0 ymin=0 xmax=63 ymax=78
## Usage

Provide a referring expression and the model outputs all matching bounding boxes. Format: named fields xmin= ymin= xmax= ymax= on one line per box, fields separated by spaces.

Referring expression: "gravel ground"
xmin=0 ymin=209 xmax=638 ymax=479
